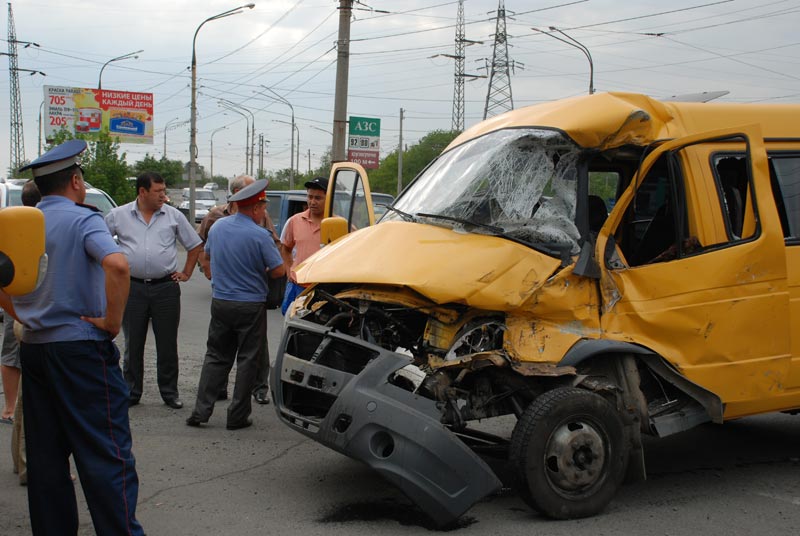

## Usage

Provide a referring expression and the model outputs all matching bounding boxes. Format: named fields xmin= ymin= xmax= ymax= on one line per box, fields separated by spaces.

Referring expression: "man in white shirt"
xmin=105 ymin=172 xmax=203 ymax=409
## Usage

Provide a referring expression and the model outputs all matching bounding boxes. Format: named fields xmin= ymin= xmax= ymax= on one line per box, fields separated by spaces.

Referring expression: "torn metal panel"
xmin=297 ymin=221 xmax=563 ymax=310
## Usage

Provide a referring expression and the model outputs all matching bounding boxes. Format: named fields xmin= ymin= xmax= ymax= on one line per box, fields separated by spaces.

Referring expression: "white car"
xmin=179 ymin=188 xmax=218 ymax=222
xmin=203 ymin=182 xmax=219 ymax=191
xmin=0 ymin=178 xmax=117 ymax=215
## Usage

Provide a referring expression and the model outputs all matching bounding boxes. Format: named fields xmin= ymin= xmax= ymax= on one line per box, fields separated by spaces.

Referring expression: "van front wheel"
xmin=509 ymin=387 xmax=628 ymax=519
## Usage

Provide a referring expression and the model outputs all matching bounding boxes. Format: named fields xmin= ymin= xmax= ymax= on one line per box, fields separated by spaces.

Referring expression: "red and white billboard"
xmin=44 ymin=85 xmax=154 ymax=144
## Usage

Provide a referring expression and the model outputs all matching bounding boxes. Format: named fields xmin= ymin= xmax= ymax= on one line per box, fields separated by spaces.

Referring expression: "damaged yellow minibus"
xmin=270 ymin=92 xmax=800 ymax=524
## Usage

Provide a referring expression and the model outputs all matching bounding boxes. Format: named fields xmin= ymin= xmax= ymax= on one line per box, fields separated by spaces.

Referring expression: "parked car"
xmin=179 ymin=188 xmax=218 ymax=222
xmin=0 ymin=178 xmax=117 ymax=216
xmin=203 ymin=182 xmax=219 ymax=191
xmin=371 ymin=192 xmax=394 ymax=219
xmin=272 ymin=92 xmax=800 ymax=526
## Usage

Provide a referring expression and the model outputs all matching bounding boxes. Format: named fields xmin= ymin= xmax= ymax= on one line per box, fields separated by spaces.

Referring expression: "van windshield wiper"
xmin=384 ymin=205 xmax=417 ymax=222
xmin=416 ymin=212 xmax=503 ymax=234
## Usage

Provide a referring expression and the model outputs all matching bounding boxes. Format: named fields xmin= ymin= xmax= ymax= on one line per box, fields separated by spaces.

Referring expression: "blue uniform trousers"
xmin=21 ymin=340 xmax=144 ymax=536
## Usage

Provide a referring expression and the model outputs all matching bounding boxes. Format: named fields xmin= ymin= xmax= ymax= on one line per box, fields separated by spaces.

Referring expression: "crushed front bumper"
xmin=271 ymin=318 xmax=502 ymax=526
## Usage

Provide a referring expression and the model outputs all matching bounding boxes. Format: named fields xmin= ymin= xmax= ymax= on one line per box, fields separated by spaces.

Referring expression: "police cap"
xmin=229 ymin=178 xmax=268 ymax=206
xmin=18 ymin=139 xmax=87 ymax=178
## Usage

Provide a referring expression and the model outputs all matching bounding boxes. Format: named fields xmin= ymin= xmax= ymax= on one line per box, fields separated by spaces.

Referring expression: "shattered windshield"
xmin=387 ymin=128 xmax=582 ymax=256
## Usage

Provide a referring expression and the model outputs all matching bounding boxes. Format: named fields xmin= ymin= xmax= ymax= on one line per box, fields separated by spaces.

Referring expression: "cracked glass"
xmin=388 ymin=128 xmax=582 ymax=256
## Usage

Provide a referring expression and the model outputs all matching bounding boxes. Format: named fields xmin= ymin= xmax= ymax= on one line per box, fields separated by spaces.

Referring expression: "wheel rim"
xmin=543 ymin=417 xmax=608 ymax=495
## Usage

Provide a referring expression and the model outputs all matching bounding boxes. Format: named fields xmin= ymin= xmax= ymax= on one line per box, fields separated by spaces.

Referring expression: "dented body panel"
xmin=273 ymin=92 xmax=800 ymax=523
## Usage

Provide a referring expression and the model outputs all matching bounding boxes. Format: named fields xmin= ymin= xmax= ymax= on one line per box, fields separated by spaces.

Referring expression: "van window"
xmin=331 ymin=168 xmax=371 ymax=230
xmin=588 ymin=171 xmax=619 ymax=234
xmin=266 ymin=194 xmax=282 ymax=230
xmin=712 ymin=156 xmax=754 ymax=241
xmin=769 ymin=155 xmax=800 ymax=240
xmin=620 ymin=153 xmax=690 ymax=266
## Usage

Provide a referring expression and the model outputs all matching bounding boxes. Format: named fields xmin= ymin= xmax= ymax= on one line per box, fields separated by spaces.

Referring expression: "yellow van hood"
xmin=295 ymin=221 xmax=563 ymax=310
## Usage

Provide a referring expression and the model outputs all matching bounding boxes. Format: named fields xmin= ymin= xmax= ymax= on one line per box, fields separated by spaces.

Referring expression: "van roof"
xmin=447 ymin=91 xmax=800 ymax=153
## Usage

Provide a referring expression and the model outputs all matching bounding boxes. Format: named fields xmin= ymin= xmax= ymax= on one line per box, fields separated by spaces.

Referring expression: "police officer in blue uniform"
xmin=0 ymin=139 xmax=145 ymax=535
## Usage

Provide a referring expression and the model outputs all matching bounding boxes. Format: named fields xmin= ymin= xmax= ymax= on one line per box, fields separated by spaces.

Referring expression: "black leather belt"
xmin=130 ymin=275 xmax=173 ymax=285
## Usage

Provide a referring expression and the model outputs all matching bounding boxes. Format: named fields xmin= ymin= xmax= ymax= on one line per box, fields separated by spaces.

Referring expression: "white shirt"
xmin=105 ymin=200 xmax=202 ymax=279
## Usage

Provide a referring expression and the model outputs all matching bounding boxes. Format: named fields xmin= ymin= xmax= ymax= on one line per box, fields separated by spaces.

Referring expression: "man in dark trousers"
xmin=0 ymin=139 xmax=145 ymax=535
xmin=106 ymin=171 xmax=203 ymax=409
xmin=187 ymin=179 xmax=284 ymax=429
xmin=196 ymin=174 xmax=279 ymax=404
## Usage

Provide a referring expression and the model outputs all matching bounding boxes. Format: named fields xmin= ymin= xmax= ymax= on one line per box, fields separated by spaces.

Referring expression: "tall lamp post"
xmin=98 ymin=50 xmax=143 ymax=90
xmin=189 ymin=4 xmax=255 ymax=222
xmin=210 ymin=126 xmax=227 ymax=179
xmin=273 ymin=119 xmax=299 ymax=184
xmin=163 ymin=116 xmax=181 ymax=157
xmin=259 ymin=86 xmax=295 ymax=188
xmin=219 ymin=98 xmax=255 ymax=175
xmin=219 ymin=103 xmax=251 ymax=174
xmin=532 ymin=27 xmax=594 ymax=94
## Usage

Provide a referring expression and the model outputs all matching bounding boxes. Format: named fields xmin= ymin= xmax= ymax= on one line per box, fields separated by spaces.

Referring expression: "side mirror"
xmin=0 ymin=206 xmax=47 ymax=295
xmin=320 ymin=216 xmax=349 ymax=246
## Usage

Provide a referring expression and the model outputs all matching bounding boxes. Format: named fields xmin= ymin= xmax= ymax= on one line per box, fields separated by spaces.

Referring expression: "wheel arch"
xmin=559 ymin=339 xmax=725 ymax=425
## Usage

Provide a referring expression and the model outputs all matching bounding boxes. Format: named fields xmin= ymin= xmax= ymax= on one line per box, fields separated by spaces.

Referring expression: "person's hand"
xmin=81 ymin=316 xmax=121 ymax=338
xmin=172 ymin=271 xmax=190 ymax=282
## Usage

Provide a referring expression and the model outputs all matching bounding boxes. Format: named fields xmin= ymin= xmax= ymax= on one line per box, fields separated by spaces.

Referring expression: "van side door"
xmin=596 ymin=126 xmax=792 ymax=419
xmin=321 ymin=162 xmax=376 ymax=244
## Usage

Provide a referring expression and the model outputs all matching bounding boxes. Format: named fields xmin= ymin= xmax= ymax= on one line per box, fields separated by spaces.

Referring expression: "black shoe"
xmin=226 ymin=418 xmax=253 ymax=430
xmin=164 ymin=398 xmax=184 ymax=409
xmin=254 ymin=390 xmax=270 ymax=405
xmin=129 ymin=398 xmax=140 ymax=407
xmin=217 ymin=391 xmax=228 ymax=401
xmin=185 ymin=416 xmax=204 ymax=427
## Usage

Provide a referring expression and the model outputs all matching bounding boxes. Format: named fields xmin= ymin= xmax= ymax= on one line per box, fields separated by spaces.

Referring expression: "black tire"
xmin=509 ymin=387 xmax=628 ymax=519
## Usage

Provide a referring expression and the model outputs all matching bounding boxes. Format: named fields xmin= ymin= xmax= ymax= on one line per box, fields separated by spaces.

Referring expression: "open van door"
xmin=596 ymin=125 xmax=791 ymax=418
xmin=0 ymin=206 xmax=47 ymax=296
xmin=321 ymin=162 xmax=376 ymax=245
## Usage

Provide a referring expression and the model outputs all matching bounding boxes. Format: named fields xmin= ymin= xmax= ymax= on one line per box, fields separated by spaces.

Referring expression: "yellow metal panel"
xmin=0 ymin=206 xmax=46 ymax=296
xmin=297 ymin=221 xmax=562 ymax=310
xmin=598 ymin=125 xmax=795 ymax=418
xmin=447 ymin=92 xmax=800 ymax=152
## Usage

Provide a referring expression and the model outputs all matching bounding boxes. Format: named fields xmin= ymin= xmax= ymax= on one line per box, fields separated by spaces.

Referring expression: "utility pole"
xmin=483 ymin=0 xmax=522 ymax=119
xmin=7 ymin=3 xmax=25 ymax=171
xmin=307 ymin=148 xmax=311 ymax=174
xmin=397 ymin=108 xmax=404 ymax=196
xmin=452 ymin=0 xmax=466 ymax=131
xmin=331 ymin=0 xmax=353 ymax=162
xmin=258 ymin=133 xmax=265 ymax=179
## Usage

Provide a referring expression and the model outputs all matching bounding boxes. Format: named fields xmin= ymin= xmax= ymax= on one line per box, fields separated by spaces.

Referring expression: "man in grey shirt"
xmin=105 ymin=172 xmax=203 ymax=408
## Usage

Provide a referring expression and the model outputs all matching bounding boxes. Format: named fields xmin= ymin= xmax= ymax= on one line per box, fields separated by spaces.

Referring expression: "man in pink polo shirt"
xmin=279 ymin=177 xmax=327 ymax=314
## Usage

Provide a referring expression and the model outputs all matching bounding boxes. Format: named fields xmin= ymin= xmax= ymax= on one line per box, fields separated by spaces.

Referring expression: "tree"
xmin=368 ymin=130 xmax=459 ymax=194
xmin=130 ymin=155 xmax=184 ymax=187
xmin=45 ymin=130 xmax=135 ymax=204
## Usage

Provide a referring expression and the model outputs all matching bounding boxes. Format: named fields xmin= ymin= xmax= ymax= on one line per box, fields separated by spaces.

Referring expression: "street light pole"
xmin=98 ymin=50 xmax=143 ymax=90
xmin=273 ymin=119 xmax=299 ymax=183
xmin=163 ymin=116 xmax=181 ymax=157
xmin=220 ymin=106 xmax=250 ymax=174
xmin=37 ymin=101 xmax=44 ymax=156
xmin=189 ymin=4 xmax=255 ymax=223
xmin=218 ymin=98 xmax=255 ymax=175
xmin=259 ymin=86 xmax=295 ymax=188
xmin=532 ymin=26 xmax=594 ymax=94
xmin=210 ymin=126 xmax=227 ymax=179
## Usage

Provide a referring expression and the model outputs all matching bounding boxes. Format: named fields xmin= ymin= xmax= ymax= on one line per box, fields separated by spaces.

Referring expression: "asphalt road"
xmin=1 ymin=252 xmax=800 ymax=535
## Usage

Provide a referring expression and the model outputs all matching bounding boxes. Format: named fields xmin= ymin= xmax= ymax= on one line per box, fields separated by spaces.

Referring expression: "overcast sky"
xmin=2 ymin=0 xmax=799 ymax=181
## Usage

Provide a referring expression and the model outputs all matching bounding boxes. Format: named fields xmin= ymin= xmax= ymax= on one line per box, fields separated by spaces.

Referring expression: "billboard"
xmin=347 ymin=116 xmax=380 ymax=169
xmin=44 ymin=85 xmax=154 ymax=144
